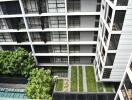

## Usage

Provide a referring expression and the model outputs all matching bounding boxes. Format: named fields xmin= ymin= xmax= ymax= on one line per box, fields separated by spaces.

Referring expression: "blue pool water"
xmin=0 ymin=88 xmax=25 ymax=99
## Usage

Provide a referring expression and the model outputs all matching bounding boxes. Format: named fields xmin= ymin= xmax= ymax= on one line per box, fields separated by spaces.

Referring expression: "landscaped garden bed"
xmin=79 ymin=66 xmax=83 ymax=92
xmin=55 ymin=79 xmax=63 ymax=91
xmin=55 ymin=66 xmax=115 ymax=94
xmin=85 ymin=66 xmax=115 ymax=93
xmin=85 ymin=66 xmax=97 ymax=92
xmin=71 ymin=66 xmax=78 ymax=92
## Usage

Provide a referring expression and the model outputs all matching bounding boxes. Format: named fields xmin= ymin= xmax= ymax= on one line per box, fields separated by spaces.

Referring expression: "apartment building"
xmin=0 ymin=0 xmax=100 ymax=69
xmin=94 ymin=0 xmax=132 ymax=82
xmin=0 ymin=0 xmax=132 ymax=83
xmin=114 ymin=54 xmax=132 ymax=100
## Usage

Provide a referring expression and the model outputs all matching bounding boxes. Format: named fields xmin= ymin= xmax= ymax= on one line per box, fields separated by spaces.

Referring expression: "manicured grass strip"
xmin=104 ymin=83 xmax=114 ymax=92
xmin=85 ymin=66 xmax=97 ymax=92
xmin=71 ymin=66 xmax=78 ymax=91
xmin=79 ymin=66 xmax=83 ymax=92
xmin=55 ymin=79 xmax=63 ymax=91
xmin=97 ymin=82 xmax=104 ymax=92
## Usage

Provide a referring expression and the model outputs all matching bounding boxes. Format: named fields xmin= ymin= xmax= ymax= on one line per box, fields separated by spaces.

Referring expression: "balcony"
xmin=68 ymin=16 xmax=99 ymax=29
xmin=112 ymin=10 xmax=126 ymax=31
xmin=109 ymin=34 xmax=120 ymax=50
xmin=67 ymin=0 xmax=101 ymax=12
xmin=69 ymin=45 xmax=96 ymax=54
xmin=121 ymin=74 xmax=132 ymax=100
xmin=0 ymin=1 xmax=21 ymax=15
xmin=69 ymin=56 xmax=95 ymax=64
xmin=22 ymin=0 xmax=65 ymax=14
xmin=116 ymin=0 xmax=128 ymax=6
xmin=0 ymin=32 xmax=29 ymax=43
xmin=0 ymin=45 xmax=32 ymax=52
xmin=106 ymin=6 xmax=112 ymax=27
xmin=31 ymin=32 xmax=67 ymax=43
xmin=68 ymin=31 xmax=98 ymax=44
xmin=33 ymin=45 xmax=67 ymax=54
xmin=105 ymin=53 xmax=116 ymax=66
xmin=26 ymin=16 xmax=66 ymax=29
xmin=36 ymin=56 xmax=68 ymax=66
xmin=69 ymin=45 xmax=96 ymax=57
xmin=0 ymin=18 xmax=25 ymax=30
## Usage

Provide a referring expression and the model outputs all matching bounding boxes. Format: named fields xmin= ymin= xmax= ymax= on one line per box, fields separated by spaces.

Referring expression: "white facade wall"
xmin=80 ymin=16 xmax=95 ymax=28
xmin=80 ymin=32 xmax=94 ymax=41
xmin=80 ymin=56 xmax=92 ymax=64
xmin=110 ymin=0 xmax=132 ymax=81
xmin=81 ymin=0 xmax=97 ymax=12
xmin=80 ymin=45 xmax=93 ymax=53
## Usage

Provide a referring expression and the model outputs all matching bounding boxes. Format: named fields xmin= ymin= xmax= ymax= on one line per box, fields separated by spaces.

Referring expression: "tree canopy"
xmin=25 ymin=68 xmax=53 ymax=100
xmin=0 ymin=47 xmax=35 ymax=77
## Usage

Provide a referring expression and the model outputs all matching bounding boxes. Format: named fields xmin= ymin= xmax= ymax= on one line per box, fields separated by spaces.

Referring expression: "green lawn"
xmin=79 ymin=66 xmax=83 ymax=92
xmin=85 ymin=66 xmax=97 ymax=92
xmin=97 ymin=82 xmax=104 ymax=92
xmin=55 ymin=79 xmax=63 ymax=91
xmin=71 ymin=66 xmax=78 ymax=91
xmin=104 ymin=83 xmax=114 ymax=92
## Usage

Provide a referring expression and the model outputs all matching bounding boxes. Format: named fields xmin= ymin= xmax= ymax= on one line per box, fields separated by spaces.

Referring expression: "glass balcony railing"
xmin=27 ymin=16 xmax=66 ymax=29
xmin=31 ymin=32 xmax=67 ymax=42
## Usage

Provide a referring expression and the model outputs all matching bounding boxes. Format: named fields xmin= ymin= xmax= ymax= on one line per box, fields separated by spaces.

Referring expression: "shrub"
xmin=0 ymin=47 xmax=35 ymax=77
xmin=25 ymin=68 xmax=53 ymax=100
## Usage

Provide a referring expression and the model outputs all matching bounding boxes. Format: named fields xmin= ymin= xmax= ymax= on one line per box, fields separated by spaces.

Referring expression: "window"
xmin=70 ymin=46 xmax=80 ymax=53
xmin=54 ymin=57 xmax=67 ymax=63
xmin=95 ymin=16 xmax=99 ymax=27
xmin=99 ymin=62 xmax=102 ymax=73
xmin=68 ymin=16 xmax=80 ymax=28
xmin=49 ymin=16 xmax=66 ymax=28
xmin=0 ymin=33 xmax=12 ymax=42
xmin=69 ymin=32 xmax=80 ymax=41
xmin=112 ymin=10 xmax=126 ymax=31
xmin=67 ymin=0 xmax=80 ymax=12
xmin=92 ymin=45 xmax=96 ymax=53
xmin=0 ymin=5 xmax=3 ymax=15
xmin=70 ymin=57 xmax=80 ymax=64
xmin=94 ymin=31 xmax=98 ymax=41
xmin=48 ymin=0 xmax=65 ymax=13
xmin=31 ymin=33 xmax=41 ymax=41
xmin=53 ymin=45 xmax=67 ymax=53
xmin=105 ymin=53 xmax=116 ymax=66
xmin=104 ymin=29 xmax=109 ymax=45
xmin=27 ymin=17 xmax=41 ymax=29
xmin=0 ymin=19 xmax=8 ymax=29
xmin=51 ymin=32 xmax=66 ymax=41
xmin=102 ymin=68 xmax=112 ymax=78
xmin=23 ymin=0 xmax=38 ymax=13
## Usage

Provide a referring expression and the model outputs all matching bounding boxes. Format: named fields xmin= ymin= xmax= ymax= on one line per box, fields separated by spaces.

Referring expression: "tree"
xmin=25 ymin=68 xmax=53 ymax=100
xmin=0 ymin=47 xmax=35 ymax=77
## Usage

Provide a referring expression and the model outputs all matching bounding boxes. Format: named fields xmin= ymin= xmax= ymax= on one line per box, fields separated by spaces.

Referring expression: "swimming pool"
xmin=0 ymin=88 xmax=25 ymax=99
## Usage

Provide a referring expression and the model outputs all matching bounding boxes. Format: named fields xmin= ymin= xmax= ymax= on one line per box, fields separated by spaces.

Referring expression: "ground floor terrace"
xmin=53 ymin=66 xmax=116 ymax=100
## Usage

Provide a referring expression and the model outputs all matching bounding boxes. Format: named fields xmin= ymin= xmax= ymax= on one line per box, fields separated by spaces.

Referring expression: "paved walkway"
xmin=82 ymin=66 xmax=87 ymax=92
